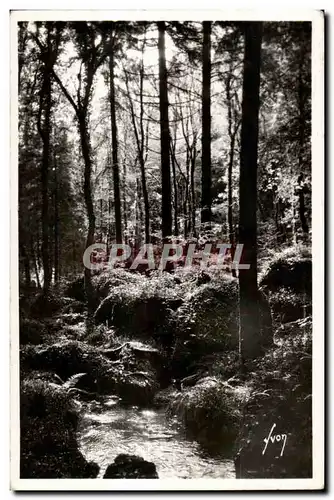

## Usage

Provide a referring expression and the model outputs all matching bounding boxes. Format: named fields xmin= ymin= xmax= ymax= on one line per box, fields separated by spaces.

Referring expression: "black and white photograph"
xmin=10 ymin=9 xmax=324 ymax=491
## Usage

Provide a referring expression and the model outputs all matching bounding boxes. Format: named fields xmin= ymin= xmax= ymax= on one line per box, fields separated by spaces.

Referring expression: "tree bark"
xmin=78 ymin=117 xmax=96 ymax=318
xmin=53 ymin=148 xmax=60 ymax=284
xmin=122 ymin=155 xmax=128 ymax=242
xmin=201 ymin=21 xmax=212 ymax=225
xmin=238 ymin=22 xmax=264 ymax=362
xmin=170 ymin=126 xmax=179 ymax=236
xmin=109 ymin=42 xmax=122 ymax=243
xmin=38 ymin=53 xmax=52 ymax=296
xmin=158 ymin=21 xmax=172 ymax=238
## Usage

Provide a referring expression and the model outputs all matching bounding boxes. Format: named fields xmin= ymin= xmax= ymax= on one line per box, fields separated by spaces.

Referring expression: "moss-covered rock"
xmin=103 ymin=454 xmax=158 ymax=479
xmin=170 ymin=277 xmax=239 ymax=378
xmin=92 ymin=269 xmax=144 ymax=303
xmin=94 ymin=275 xmax=182 ymax=348
xmin=20 ymin=338 xmax=161 ymax=404
xmin=259 ymin=245 xmax=312 ymax=296
xmin=259 ymin=246 xmax=312 ymax=324
xmin=20 ymin=340 xmax=114 ymax=394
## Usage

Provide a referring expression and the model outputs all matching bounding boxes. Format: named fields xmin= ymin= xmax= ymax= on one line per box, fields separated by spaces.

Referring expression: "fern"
xmin=62 ymin=372 xmax=87 ymax=389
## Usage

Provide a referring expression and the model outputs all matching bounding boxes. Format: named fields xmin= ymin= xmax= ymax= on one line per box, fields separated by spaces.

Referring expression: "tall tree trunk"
xmin=238 ymin=22 xmax=263 ymax=362
xmin=201 ymin=21 xmax=212 ymax=225
xmin=171 ymin=148 xmax=179 ymax=236
xmin=79 ymin=117 xmax=96 ymax=323
xmin=190 ymin=148 xmax=197 ymax=236
xmin=54 ymin=149 xmax=60 ymax=285
xmin=139 ymin=55 xmax=150 ymax=243
xmin=170 ymin=127 xmax=179 ymax=236
xmin=228 ymin=135 xmax=237 ymax=278
xmin=37 ymin=61 xmax=52 ymax=296
xmin=109 ymin=43 xmax=122 ymax=243
xmin=158 ymin=21 xmax=172 ymax=238
xmin=122 ymin=156 xmax=128 ymax=242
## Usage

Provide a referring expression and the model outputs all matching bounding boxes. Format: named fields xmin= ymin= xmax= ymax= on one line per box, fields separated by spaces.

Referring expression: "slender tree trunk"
xmin=184 ymin=150 xmax=190 ymax=238
xmin=158 ymin=21 xmax=172 ymax=238
xmin=122 ymin=156 xmax=128 ymax=242
xmin=201 ymin=21 xmax=212 ymax=225
xmin=228 ymin=136 xmax=235 ymax=241
xmin=238 ymin=22 xmax=264 ymax=362
xmin=109 ymin=44 xmax=122 ymax=243
xmin=30 ymin=241 xmax=41 ymax=289
xmin=107 ymin=197 xmax=112 ymax=250
xmin=190 ymin=148 xmax=197 ymax=237
xmin=79 ymin=117 xmax=96 ymax=323
xmin=54 ymin=150 xmax=60 ymax=285
xmin=171 ymin=148 xmax=179 ymax=236
xmin=139 ymin=60 xmax=150 ymax=243
xmin=170 ymin=127 xmax=179 ymax=236
xmin=38 ymin=64 xmax=52 ymax=296
xmin=228 ymin=135 xmax=237 ymax=278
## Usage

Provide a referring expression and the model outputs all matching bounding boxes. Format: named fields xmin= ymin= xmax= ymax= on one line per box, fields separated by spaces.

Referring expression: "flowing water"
xmin=78 ymin=398 xmax=235 ymax=479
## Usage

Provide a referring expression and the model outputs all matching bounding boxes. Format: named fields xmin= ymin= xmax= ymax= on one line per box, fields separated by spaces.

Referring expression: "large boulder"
xmin=92 ymin=269 xmax=144 ymax=304
xmin=171 ymin=277 xmax=239 ymax=378
xmin=94 ymin=275 xmax=182 ymax=348
xmin=100 ymin=341 xmax=161 ymax=405
xmin=20 ymin=340 xmax=114 ymax=394
xmin=259 ymin=246 xmax=312 ymax=324
xmin=103 ymin=454 xmax=158 ymax=479
xmin=20 ymin=339 xmax=161 ymax=404
xmin=259 ymin=246 xmax=312 ymax=295
xmin=175 ymin=277 xmax=239 ymax=349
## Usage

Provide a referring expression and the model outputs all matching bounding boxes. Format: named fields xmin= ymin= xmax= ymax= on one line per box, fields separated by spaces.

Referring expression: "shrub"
xmin=235 ymin=316 xmax=312 ymax=478
xmin=268 ymin=288 xmax=312 ymax=324
xmin=20 ymin=378 xmax=98 ymax=478
xmin=30 ymin=293 xmax=68 ymax=318
xmin=64 ymin=277 xmax=86 ymax=302
xmin=168 ymin=376 xmax=249 ymax=454
xmin=19 ymin=318 xmax=46 ymax=345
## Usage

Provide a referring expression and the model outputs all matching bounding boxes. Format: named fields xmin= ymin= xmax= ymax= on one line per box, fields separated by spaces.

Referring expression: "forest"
xmin=18 ymin=20 xmax=312 ymax=480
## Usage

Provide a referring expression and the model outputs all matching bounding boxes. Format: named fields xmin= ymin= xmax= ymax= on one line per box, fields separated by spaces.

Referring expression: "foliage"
xmin=236 ymin=316 xmax=312 ymax=478
xmin=20 ymin=377 xmax=99 ymax=478
xmin=19 ymin=317 xmax=47 ymax=345
xmin=168 ymin=376 xmax=250 ymax=454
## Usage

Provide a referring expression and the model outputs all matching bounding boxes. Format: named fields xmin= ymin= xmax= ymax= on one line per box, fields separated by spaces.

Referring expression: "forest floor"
xmin=19 ymin=245 xmax=312 ymax=479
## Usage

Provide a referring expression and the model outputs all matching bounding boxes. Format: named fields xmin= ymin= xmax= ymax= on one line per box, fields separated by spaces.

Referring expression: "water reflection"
xmin=78 ymin=401 xmax=235 ymax=479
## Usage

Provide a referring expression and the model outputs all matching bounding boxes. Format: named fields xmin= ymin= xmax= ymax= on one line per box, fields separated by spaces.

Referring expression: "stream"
xmin=78 ymin=398 xmax=236 ymax=479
